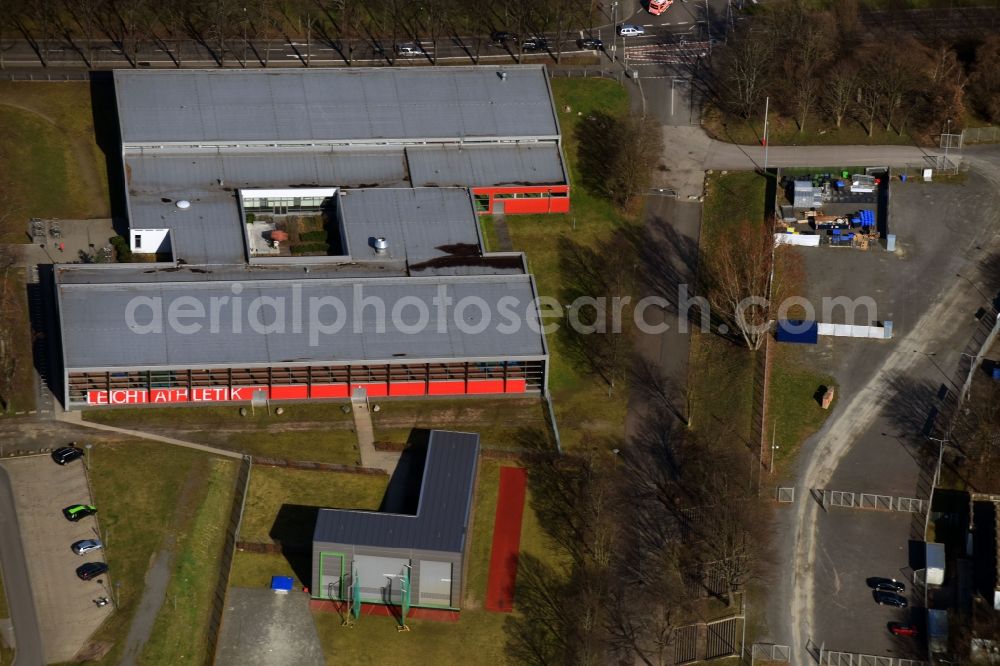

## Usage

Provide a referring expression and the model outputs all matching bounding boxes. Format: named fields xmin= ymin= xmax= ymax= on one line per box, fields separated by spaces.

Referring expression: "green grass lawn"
xmin=702 ymin=106 xmax=921 ymax=148
xmin=696 ymin=171 xmax=834 ymax=460
xmin=766 ymin=343 xmax=838 ymax=473
xmin=84 ymin=397 xmax=554 ymax=459
xmin=311 ymin=457 xmax=564 ymax=664
xmin=0 ymin=83 xmax=110 ymax=242
xmin=140 ymin=457 xmax=239 ymax=665
xmin=229 ymin=551 xmax=304 ymax=589
xmin=240 ymin=466 xmax=388 ymax=544
xmin=77 ymin=440 xmax=221 ymax=665
xmin=688 ymin=329 xmax=757 ymax=443
xmin=0 ymin=267 xmax=35 ymax=416
xmin=702 ymin=170 xmax=767 ymax=244
xmin=503 ymin=77 xmax=635 ymax=452
xmin=478 ymin=215 xmax=500 ymax=251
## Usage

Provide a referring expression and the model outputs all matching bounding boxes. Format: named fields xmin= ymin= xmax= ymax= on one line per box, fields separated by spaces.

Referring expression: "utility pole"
xmin=943 ymin=117 xmax=952 ymax=169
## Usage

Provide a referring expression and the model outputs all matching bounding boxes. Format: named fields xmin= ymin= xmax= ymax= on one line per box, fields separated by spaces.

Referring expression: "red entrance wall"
xmin=472 ymin=186 xmax=570 ymax=215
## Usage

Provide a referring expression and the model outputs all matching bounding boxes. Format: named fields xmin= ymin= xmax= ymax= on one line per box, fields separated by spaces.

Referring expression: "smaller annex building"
xmin=312 ymin=430 xmax=479 ymax=610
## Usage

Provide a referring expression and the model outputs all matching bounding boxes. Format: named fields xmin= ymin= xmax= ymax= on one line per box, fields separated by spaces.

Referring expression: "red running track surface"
xmin=484 ymin=466 xmax=528 ymax=613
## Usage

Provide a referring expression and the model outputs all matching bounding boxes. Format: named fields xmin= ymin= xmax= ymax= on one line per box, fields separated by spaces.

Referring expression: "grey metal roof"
xmin=128 ymin=190 xmax=245 ymax=265
xmin=313 ymin=431 xmax=479 ymax=553
xmin=407 ymin=144 xmax=566 ymax=187
xmin=125 ymin=148 xmax=411 ymax=192
xmin=339 ymin=188 xmax=481 ymax=263
xmin=115 ymin=67 xmax=559 ymax=145
xmin=58 ymin=274 xmax=546 ymax=371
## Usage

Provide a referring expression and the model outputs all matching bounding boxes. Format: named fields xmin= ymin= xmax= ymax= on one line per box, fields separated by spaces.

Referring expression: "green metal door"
xmin=318 ymin=552 xmax=345 ymax=600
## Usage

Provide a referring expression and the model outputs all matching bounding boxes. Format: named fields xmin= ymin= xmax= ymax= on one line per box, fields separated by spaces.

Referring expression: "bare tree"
xmin=824 ymin=63 xmax=857 ymax=129
xmin=714 ymin=28 xmax=774 ymax=119
xmin=780 ymin=13 xmax=832 ymax=133
xmin=705 ymin=221 xmax=773 ymax=350
xmin=858 ymin=76 xmax=882 ymax=137
xmin=969 ymin=35 xmax=1000 ymax=123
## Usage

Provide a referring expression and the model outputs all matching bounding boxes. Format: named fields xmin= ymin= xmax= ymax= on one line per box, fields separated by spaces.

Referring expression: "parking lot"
xmin=1 ymin=454 xmax=111 ymax=662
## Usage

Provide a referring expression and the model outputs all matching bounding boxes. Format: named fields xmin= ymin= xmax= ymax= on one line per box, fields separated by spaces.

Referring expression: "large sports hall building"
xmin=55 ymin=66 xmax=567 ymax=409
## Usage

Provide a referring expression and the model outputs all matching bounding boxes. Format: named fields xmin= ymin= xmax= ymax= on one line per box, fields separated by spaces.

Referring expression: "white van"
xmin=618 ymin=25 xmax=646 ymax=37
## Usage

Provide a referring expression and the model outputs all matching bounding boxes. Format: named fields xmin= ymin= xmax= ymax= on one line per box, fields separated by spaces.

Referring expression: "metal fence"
xmin=821 ymin=651 xmax=927 ymax=666
xmin=752 ymin=643 xmax=791 ymax=662
xmin=818 ymin=490 xmax=924 ymax=514
xmin=962 ymin=125 xmax=1000 ymax=144
xmin=206 ymin=455 xmax=253 ymax=662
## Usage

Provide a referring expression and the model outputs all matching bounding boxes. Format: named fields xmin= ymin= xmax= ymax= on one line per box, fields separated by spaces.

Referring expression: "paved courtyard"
xmin=216 ymin=588 xmax=324 ymax=666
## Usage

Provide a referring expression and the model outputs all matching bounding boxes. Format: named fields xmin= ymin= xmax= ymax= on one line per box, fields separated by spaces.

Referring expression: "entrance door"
xmin=493 ymin=200 xmax=504 ymax=214
xmin=418 ymin=560 xmax=452 ymax=606
xmin=318 ymin=552 xmax=344 ymax=600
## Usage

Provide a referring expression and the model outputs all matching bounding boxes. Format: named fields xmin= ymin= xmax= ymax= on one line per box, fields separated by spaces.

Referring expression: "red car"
xmin=889 ymin=623 xmax=918 ymax=637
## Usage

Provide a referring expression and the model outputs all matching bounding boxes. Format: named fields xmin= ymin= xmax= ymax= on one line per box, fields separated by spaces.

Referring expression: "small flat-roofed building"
xmin=311 ymin=430 xmax=479 ymax=610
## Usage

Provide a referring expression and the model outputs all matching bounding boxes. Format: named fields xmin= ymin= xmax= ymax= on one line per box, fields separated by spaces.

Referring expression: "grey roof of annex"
xmin=115 ymin=66 xmax=560 ymax=146
xmin=313 ymin=430 xmax=479 ymax=553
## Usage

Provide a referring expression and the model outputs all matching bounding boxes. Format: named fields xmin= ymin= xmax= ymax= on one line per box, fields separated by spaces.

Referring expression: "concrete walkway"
xmin=350 ymin=397 xmax=399 ymax=473
xmin=55 ymin=411 xmax=243 ymax=460
xmin=660 ymin=125 xmax=950 ymax=199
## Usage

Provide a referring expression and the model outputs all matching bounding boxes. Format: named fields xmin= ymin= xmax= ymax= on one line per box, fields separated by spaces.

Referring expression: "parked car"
xmin=618 ymin=24 xmax=646 ymax=37
xmin=874 ymin=591 xmax=908 ymax=608
xmin=868 ymin=577 xmax=905 ymax=593
xmin=395 ymin=43 xmax=420 ymax=57
xmin=491 ymin=31 xmax=517 ymax=45
xmin=578 ymin=37 xmax=604 ymax=50
xmin=71 ymin=539 xmax=104 ymax=556
xmin=521 ymin=37 xmax=548 ymax=51
xmin=63 ymin=504 xmax=97 ymax=522
xmin=52 ymin=445 xmax=84 ymax=465
xmin=76 ymin=562 xmax=108 ymax=581
xmin=888 ymin=622 xmax=918 ymax=637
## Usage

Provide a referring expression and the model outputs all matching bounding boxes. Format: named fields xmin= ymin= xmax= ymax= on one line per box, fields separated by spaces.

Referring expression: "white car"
xmin=618 ymin=24 xmax=646 ymax=37
xmin=71 ymin=539 xmax=103 ymax=555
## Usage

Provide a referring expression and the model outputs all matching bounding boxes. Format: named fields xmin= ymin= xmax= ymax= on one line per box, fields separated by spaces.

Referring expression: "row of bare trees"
xmin=506 ymin=406 xmax=765 ymax=666
xmin=0 ymin=0 xmax=605 ymax=68
xmin=708 ymin=0 xmax=1000 ymax=138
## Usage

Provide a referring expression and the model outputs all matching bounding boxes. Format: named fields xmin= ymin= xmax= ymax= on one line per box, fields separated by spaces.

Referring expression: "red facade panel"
xmin=467 ymin=379 xmax=504 ymax=394
xmin=270 ymin=385 xmax=309 ymax=400
xmin=389 ymin=381 xmax=426 ymax=397
xmin=428 ymin=380 xmax=466 ymax=396
xmin=505 ymin=378 xmax=527 ymax=393
xmin=311 ymin=383 xmax=350 ymax=399
xmin=503 ymin=198 xmax=552 ymax=214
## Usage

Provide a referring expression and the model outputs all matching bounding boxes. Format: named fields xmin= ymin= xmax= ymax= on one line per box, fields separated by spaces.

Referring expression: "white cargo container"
xmin=927 ymin=542 xmax=945 ymax=585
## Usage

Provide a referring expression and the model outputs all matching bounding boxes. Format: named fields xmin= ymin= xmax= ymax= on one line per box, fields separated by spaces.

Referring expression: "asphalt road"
xmin=0 ymin=0 xmax=734 ymax=69
xmin=774 ymin=156 xmax=1000 ymax=660
xmin=0 ymin=465 xmax=44 ymax=666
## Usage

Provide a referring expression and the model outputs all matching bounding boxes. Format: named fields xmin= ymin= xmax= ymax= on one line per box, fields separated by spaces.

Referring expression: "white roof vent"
xmin=176 ymin=200 xmax=191 ymax=210
xmin=373 ymin=236 xmax=389 ymax=254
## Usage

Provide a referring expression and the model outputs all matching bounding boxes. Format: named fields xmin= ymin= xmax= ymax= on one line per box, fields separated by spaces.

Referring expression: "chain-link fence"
xmin=752 ymin=643 xmax=791 ymax=662
xmin=207 ymin=455 xmax=253 ymax=661
xmin=962 ymin=126 xmax=1000 ymax=144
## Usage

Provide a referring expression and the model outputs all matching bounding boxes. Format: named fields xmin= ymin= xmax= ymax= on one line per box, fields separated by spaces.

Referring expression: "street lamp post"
xmin=928 ymin=437 xmax=948 ymax=488
xmin=611 ymin=2 xmax=619 ymax=63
